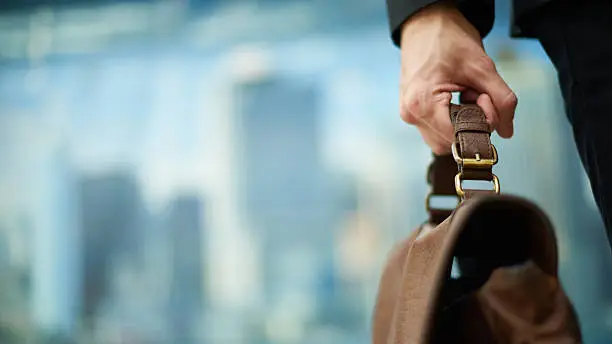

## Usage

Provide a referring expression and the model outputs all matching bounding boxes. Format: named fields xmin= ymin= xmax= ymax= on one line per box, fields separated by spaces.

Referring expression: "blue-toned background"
xmin=0 ymin=0 xmax=610 ymax=343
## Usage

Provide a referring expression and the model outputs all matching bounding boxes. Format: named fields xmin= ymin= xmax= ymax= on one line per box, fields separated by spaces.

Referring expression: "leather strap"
xmin=450 ymin=104 xmax=495 ymax=182
xmin=426 ymin=154 xmax=458 ymax=225
xmin=426 ymin=104 xmax=498 ymax=224
xmin=427 ymin=154 xmax=457 ymax=195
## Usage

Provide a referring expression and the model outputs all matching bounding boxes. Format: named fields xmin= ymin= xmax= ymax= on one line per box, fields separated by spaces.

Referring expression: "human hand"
xmin=399 ymin=1 xmax=517 ymax=154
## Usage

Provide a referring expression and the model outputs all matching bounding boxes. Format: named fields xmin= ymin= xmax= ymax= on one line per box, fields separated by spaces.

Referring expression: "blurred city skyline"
xmin=0 ymin=1 xmax=611 ymax=343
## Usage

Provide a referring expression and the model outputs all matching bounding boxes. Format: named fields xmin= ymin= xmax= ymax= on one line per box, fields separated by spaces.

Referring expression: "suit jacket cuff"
xmin=387 ymin=0 xmax=495 ymax=47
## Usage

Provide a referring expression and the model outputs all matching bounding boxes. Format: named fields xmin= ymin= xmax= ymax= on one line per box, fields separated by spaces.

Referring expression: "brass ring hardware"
xmin=454 ymin=173 xmax=500 ymax=198
xmin=451 ymin=142 xmax=498 ymax=168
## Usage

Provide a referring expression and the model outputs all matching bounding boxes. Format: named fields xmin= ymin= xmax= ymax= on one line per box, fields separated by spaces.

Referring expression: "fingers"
xmin=426 ymin=102 xmax=455 ymax=154
xmin=401 ymin=83 xmax=457 ymax=154
xmin=400 ymin=55 xmax=517 ymax=155
xmin=460 ymin=89 xmax=499 ymax=133
xmin=475 ymin=93 xmax=499 ymax=131
xmin=466 ymin=57 xmax=517 ymax=138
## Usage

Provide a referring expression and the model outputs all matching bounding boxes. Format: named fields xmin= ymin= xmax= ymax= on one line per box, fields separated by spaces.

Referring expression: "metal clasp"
xmin=451 ymin=142 xmax=498 ymax=168
xmin=454 ymin=172 xmax=500 ymax=198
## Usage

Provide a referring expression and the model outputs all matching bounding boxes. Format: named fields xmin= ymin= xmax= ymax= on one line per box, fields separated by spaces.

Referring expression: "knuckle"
xmin=504 ymin=92 xmax=518 ymax=111
xmin=400 ymin=79 xmax=442 ymax=125
xmin=400 ymin=93 xmax=422 ymax=125
xmin=400 ymin=104 xmax=418 ymax=124
xmin=475 ymin=55 xmax=496 ymax=73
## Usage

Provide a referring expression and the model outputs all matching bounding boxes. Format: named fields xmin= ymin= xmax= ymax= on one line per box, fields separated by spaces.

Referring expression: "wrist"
xmin=400 ymin=1 xmax=480 ymax=45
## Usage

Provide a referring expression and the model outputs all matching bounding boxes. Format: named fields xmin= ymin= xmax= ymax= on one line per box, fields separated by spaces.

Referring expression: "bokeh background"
xmin=0 ymin=0 xmax=611 ymax=343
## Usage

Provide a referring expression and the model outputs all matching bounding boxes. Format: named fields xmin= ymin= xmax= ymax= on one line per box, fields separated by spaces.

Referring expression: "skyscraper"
xmin=165 ymin=194 xmax=205 ymax=344
xmin=236 ymin=76 xmax=325 ymax=230
xmin=77 ymin=171 xmax=144 ymax=324
xmin=234 ymin=74 xmax=336 ymax=320
xmin=31 ymin=146 xmax=80 ymax=339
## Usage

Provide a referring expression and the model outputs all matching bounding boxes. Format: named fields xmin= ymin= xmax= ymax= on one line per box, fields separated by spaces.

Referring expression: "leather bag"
xmin=372 ymin=104 xmax=582 ymax=343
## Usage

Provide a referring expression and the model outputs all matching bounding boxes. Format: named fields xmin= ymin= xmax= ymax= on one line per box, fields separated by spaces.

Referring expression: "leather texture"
xmin=450 ymin=104 xmax=495 ymax=181
xmin=372 ymin=104 xmax=582 ymax=344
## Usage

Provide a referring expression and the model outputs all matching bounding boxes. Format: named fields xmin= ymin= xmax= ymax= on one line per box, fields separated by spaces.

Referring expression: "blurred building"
xmin=0 ymin=221 xmax=32 ymax=343
xmin=77 ymin=171 xmax=145 ymax=325
xmin=235 ymin=74 xmax=340 ymax=339
xmin=0 ymin=0 xmax=611 ymax=343
xmin=165 ymin=194 xmax=205 ymax=344
xmin=31 ymin=146 xmax=80 ymax=341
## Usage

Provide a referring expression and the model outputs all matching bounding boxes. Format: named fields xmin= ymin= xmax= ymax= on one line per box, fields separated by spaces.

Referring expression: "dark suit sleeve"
xmin=387 ymin=0 xmax=495 ymax=47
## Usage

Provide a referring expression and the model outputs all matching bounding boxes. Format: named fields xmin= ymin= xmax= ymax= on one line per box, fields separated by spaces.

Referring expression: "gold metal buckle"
xmin=451 ymin=142 xmax=498 ymax=168
xmin=425 ymin=192 xmax=460 ymax=212
xmin=454 ymin=172 xmax=500 ymax=198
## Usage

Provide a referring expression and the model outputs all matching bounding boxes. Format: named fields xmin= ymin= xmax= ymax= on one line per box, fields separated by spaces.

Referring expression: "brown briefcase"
xmin=372 ymin=104 xmax=582 ymax=343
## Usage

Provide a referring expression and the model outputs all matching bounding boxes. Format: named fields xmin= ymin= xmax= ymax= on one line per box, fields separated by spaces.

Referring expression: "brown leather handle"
xmin=450 ymin=104 xmax=498 ymax=198
xmin=450 ymin=104 xmax=494 ymax=171
xmin=426 ymin=104 xmax=498 ymax=224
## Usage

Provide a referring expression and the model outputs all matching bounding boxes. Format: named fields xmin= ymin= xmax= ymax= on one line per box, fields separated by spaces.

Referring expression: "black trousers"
xmin=528 ymin=2 xmax=612 ymax=253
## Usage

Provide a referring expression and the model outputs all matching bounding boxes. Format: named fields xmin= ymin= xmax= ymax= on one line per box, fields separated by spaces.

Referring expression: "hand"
xmin=399 ymin=2 xmax=517 ymax=154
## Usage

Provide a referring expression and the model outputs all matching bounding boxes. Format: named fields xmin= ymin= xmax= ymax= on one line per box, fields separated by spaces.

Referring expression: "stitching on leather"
xmin=460 ymin=133 xmax=467 ymax=158
xmin=457 ymin=109 xmax=468 ymax=158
